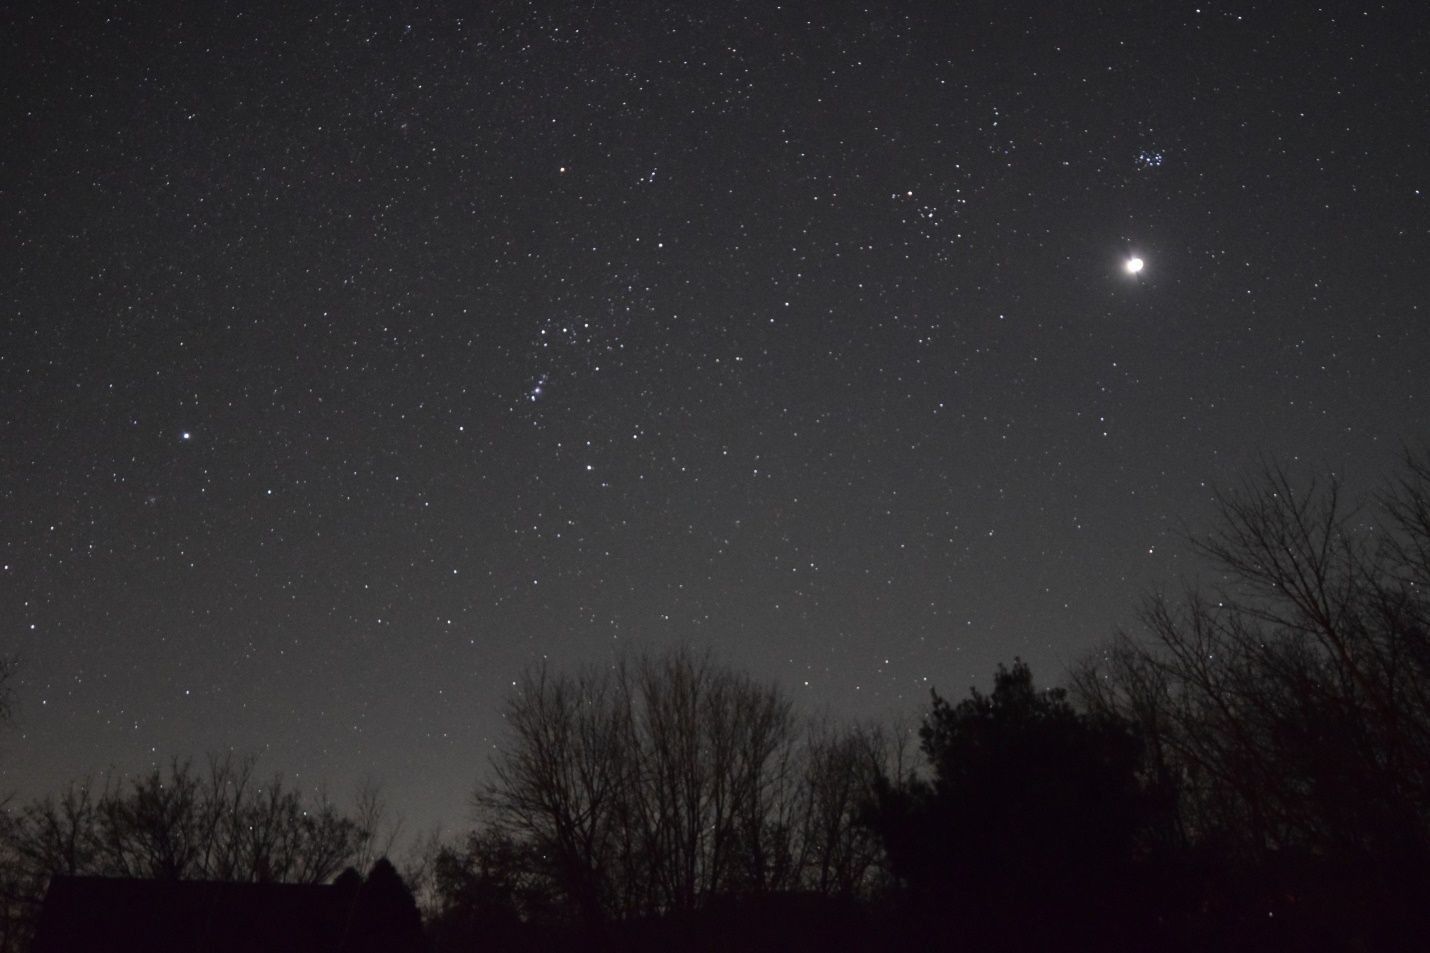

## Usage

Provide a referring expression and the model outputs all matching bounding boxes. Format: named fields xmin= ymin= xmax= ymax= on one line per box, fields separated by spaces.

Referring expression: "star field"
xmin=3 ymin=1 xmax=1428 ymax=834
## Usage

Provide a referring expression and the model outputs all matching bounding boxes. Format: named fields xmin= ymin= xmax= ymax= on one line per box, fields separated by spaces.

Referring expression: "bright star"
xmin=1125 ymin=257 xmax=1144 ymax=275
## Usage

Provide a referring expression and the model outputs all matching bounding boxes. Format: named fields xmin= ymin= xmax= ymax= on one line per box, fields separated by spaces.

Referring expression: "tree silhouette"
xmin=474 ymin=647 xmax=898 ymax=926
xmin=866 ymin=659 xmax=1155 ymax=948
xmin=332 ymin=865 xmax=364 ymax=898
xmin=1 ymin=755 xmax=370 ymax=952
xmin=1073 ymin=456 xmax=1430 ymax=947
xmin=342 ymin=858 xmax=426 ymax=953
xmin=428 ymin=830 xmax=548 ymax=953
xmin=6 ymin=755 xmax=364 ymax=885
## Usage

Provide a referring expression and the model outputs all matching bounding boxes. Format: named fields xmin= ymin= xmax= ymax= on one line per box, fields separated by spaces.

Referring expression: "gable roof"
xmin=33 ymin=875 xmax=355 ymax=953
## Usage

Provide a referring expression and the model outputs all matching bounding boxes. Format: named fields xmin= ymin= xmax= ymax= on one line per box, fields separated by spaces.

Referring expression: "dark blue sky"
xmin=4 ymin=0 xmax=1427 ymax=836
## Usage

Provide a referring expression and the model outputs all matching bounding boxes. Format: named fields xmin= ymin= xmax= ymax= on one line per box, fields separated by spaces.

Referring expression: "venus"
xmin=1126 ymin=256 xmax=1145 ymax=274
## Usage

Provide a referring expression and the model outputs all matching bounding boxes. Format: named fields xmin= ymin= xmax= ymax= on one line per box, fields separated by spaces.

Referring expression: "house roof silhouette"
xmin=33 ymin=875 xmax=357 ymax=953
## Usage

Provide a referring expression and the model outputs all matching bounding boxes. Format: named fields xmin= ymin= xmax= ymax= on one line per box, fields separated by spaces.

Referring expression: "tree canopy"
xmin=864 ymin=659 xmax=1157 ymax=948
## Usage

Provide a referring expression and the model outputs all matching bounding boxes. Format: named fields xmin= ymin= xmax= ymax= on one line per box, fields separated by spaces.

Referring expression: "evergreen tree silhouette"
xmin=341 ymin=858 xmax=426 ymax=953
xmin=867 ymin=660 xmax=1155 ymax=949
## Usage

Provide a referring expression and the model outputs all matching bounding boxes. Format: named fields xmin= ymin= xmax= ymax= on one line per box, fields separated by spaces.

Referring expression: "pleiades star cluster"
xmin=3 ymin=1 xmax=1427 ymax=833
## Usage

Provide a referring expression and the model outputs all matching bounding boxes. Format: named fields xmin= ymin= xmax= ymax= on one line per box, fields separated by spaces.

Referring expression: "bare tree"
xmin=799 ymin=721 xmax=891 ymax=896
xmin=351 ymin=779 xmax=406 ymax=874
xmin=477 ymin=659 xmax=628 ymax=925
xmin=89 ymin=758 xmax=365 ymax=884
xmin=475 ymin=646 xmax=892 ymax=925
xmin=626 ymin=649 xmax=802 ymax=909
xmin=0 ymin=754 xmax=368 ymax=948
xmin=1073 ymin=456 xmax=1430 ymax=866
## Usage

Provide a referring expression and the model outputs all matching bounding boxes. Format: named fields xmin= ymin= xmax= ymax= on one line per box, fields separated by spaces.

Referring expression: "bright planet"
xmin=1126 ymin=256 xmax=1145 ymax=274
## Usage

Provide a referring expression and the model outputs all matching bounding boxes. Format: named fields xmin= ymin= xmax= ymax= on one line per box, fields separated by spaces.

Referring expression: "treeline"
xmin=4 ymin=456 xmax=1430 ymax=952
xmin=426 ymin=457 xmax=1430 ymax=952
xmin=0 ymin=754 xmax=419 ymax=950
xmin=431 ymin=648 xmax=903 ymax=943
xmin=1066 ymin=458 xmax=1430 ymax=950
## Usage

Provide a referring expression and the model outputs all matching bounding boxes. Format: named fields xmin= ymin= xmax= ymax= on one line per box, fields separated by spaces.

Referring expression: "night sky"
xmin=4 ymin=2 xmax=1427 ymax=836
